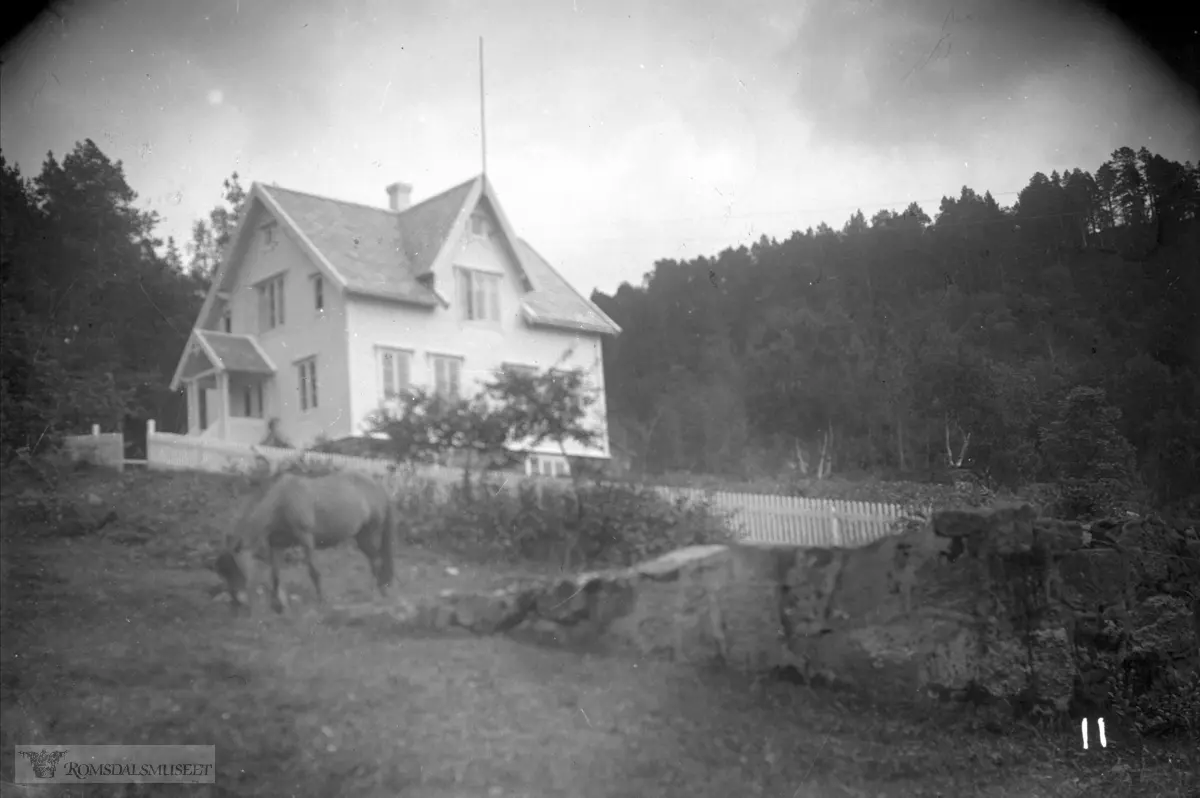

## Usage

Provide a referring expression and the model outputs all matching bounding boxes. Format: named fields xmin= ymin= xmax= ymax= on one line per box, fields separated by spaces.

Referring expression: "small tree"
xmin=365 ymin=388 xmax=512 ymax=499
xmin=1039 ymin=385 xmax=1139 ymax=518
xmin=366 ymin=363 xmax=601 ymax=504
xmin=483 ymin=364 xmax=600 ymax=486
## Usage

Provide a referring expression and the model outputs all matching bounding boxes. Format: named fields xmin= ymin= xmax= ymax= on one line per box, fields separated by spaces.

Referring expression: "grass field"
xmin=1 ymin=465 xmax=1195 ymax=797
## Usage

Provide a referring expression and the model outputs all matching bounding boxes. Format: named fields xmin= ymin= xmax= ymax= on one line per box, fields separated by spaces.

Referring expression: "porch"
xmin=170 ymin=330 xmax=277 ymax=446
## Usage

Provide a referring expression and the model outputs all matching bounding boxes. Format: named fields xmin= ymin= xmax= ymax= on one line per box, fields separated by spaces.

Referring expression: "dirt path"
xmin=1 ymin=476 xmax=1193 ymax=797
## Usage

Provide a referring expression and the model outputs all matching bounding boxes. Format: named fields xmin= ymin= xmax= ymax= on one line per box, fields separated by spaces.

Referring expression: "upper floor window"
xmin=297 ymin=356 xmax=318 ymax=411
xmin=221 ymin=310 xmax=232 ymax=333
xmin=261 ymin=222 xmax=278 ymax=247
xmin=257 ymin=274 xmax=286 ymax=332
xmin=429 ymin=354 xmax=462 ymax=400
xmin=458 ymin=268 xmax=501 ymax=323
xmin=378 ymin=347 xmax=412 ymax=401
xmin=312 ymin=274 xmax=324 ymax=312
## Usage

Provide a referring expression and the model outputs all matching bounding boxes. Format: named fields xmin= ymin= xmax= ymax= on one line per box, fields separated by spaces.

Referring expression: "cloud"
xmin=774 ymin=0 xmax=1140 ymax=153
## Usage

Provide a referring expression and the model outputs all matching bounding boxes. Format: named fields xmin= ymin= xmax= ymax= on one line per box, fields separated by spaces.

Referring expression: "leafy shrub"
xmin=396 ymin=478 xmax=735 ymax=569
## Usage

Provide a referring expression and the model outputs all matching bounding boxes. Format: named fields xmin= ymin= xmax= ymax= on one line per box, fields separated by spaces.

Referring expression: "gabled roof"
xmin=193 ymin=173 xmax=621 ymax=337
xmin=169 ymin=330 xmax=275 ymax=390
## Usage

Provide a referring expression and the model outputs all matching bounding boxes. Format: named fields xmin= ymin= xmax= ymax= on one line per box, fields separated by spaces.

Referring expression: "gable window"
xmin=221 ymin=310 xmax=232 ymax=333
xmin=457 ymin=268 xmax=501 ymax=323
xmin=312 ymin=274 xmax=324 ymax=312
xmin=469 ymin=213 xmax=492 ymax=238
xmin=257 ymin=274 xmax=286 ymax=332
xmin=429 ymin=354 xmax=462 ymax=400
xmin=261 ymin=222 xmax=277 ymax=247
xmin=297 ymin=357 xmax=318 ymax=411
xmin=378 ymin=347 xmax=412 ymax=401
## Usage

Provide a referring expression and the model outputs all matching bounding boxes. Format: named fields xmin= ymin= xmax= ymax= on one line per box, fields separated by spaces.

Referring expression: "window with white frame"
xmin=527 ymin=455 xmax=570 ymax=478
xmin=297 ymin=357 xmax=318 ymax=411
xmin=429 ymin=354 xmax=462 ymax=400
xmin=377 ymin=347 xmax=412 ymax=401
xmin=457 ymin=268 xmax=501 ymax=323
xmin=257 ymin=274 xmax=286 ymax=332
xmin=312 ymin=273 xmax=324 ymax=312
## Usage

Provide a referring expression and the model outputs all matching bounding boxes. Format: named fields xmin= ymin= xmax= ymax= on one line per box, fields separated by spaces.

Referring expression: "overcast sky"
xmin=2 ymin=0 xmax=1198 ymax=296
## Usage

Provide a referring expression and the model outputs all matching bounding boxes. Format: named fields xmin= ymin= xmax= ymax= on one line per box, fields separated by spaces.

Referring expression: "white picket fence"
xmin=144 ymin=422 xmax=908 ymax=548
xmin=63 ymin=425 xmax=126 ymax=472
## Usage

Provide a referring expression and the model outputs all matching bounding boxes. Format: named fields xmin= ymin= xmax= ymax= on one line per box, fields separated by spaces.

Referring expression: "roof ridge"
xmin=400 ymin=176 xmax=479 ymax=215
xmin=262 ymin=184 xmax=397 ymax=215
xmin=261 ymin=175 xmax=480 ymax=218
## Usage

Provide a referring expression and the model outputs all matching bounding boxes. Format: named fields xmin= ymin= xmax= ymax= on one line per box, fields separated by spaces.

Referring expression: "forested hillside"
xmin=593 ymin=147 xmax=1199 ymax=505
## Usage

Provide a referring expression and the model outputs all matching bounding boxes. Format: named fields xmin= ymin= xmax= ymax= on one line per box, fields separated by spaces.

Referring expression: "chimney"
xmin=385 ymin=181 xmax=412 ymax=212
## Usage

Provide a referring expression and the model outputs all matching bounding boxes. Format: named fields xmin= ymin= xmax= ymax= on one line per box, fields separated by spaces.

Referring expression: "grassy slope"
xmin=0 ymin=465 xmax=1194 ymax=798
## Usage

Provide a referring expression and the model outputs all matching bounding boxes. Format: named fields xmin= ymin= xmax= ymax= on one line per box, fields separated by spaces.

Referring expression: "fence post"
xmin=830 ymin=500 xmax=843 ymax=548
xmin=92 ymin=424 xmax=100 ymax=437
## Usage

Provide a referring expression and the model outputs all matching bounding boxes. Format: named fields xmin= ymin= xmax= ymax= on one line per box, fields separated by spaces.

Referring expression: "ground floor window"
xmin=527 ymin=454 xmax=570 ymax=478
xmin=297 ymin=357 xmax=318 ymax=411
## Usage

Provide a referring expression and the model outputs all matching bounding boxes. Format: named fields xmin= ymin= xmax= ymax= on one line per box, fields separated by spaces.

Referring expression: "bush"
xmin=396 ymin=478 xmax=736 ymax=569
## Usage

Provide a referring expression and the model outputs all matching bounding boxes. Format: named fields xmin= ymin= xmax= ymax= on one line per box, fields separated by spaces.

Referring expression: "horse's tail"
xmin=378 ymin=491 xmax=396 ymax=590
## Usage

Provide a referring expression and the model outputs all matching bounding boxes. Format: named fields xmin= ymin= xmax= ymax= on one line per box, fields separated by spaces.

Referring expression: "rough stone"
xmin=324 ymin=508 xmax=1198 ymax=722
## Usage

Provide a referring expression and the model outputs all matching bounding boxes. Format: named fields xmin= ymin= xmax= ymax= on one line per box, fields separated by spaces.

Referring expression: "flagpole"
xmin=479 ymin=36 xmax=487 ymax=177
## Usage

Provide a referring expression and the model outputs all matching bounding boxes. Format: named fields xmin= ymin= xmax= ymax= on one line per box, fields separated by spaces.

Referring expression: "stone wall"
xmin=328 ymin=503 xmax=1200 ymax=723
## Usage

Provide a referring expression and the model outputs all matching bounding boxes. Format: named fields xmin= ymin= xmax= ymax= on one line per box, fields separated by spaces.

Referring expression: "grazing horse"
xmin=214 ymin=471 xmax=396 ymax=613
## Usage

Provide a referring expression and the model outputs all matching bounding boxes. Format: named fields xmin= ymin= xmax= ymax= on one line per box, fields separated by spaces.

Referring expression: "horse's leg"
xmin=356 ymin=532 xmax=384 ymax=598
xmin=303 ymin=540 xmax=323 ymax=604
xmin=268 ymin=548 xmax=288 ymax=614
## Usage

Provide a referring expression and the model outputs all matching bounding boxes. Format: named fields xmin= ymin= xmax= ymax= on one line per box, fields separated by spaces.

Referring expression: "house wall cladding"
xmin=228 ymin=208 xmax=353 ymax=446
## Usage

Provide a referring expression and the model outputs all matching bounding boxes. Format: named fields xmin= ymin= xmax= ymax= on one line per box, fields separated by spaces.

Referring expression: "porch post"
xmin=218 ymin=371 xmax=231 ymax=441
xmin=186 ymin=380 xmax=198 ymax=434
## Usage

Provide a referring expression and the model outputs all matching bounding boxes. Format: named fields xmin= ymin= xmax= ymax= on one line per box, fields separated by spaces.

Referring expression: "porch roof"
xmin=169 ymin=330 xmax=275 ymax=390
xmin=199 ymin=330 xmax=275 ymax=374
